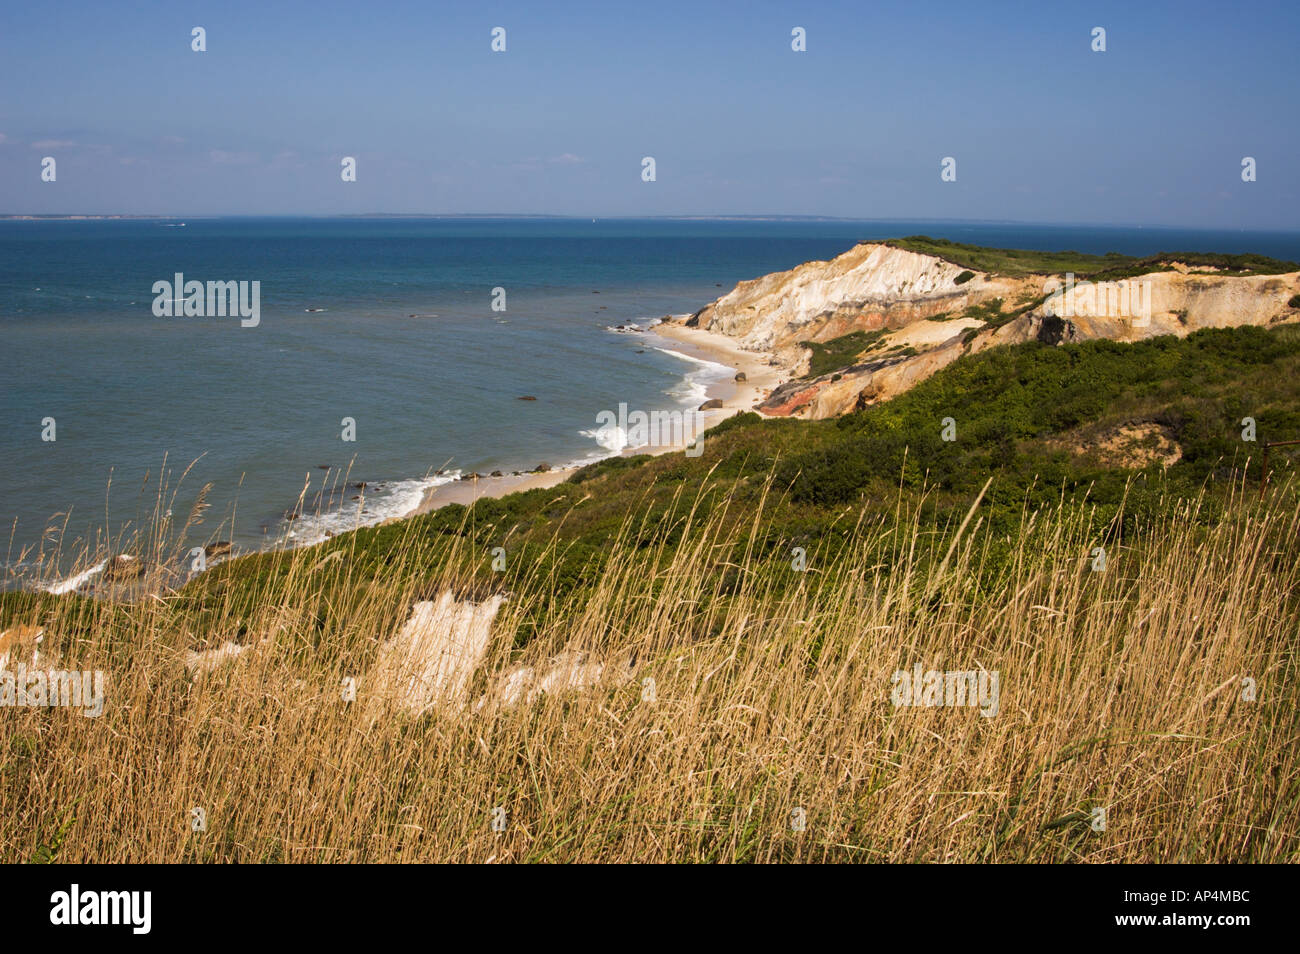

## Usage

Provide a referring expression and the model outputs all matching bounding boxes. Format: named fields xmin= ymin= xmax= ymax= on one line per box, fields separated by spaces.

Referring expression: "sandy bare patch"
xmin=368 ymin=590 xmax=506 ymax=714
xmin=1065 ymin=421 xmax=1183 ymax=468
xmin=0 ymin=624 xmax=44 ymax=668
xmin=480 ymin=649 xmax=632 ymax=710
xmin=183 ymin=640 xmax=248 ymax=674
xmin=169 ymin=591 xmax=630 ymax=716
xmin=881 ymin=316 xmax=984 ymax=350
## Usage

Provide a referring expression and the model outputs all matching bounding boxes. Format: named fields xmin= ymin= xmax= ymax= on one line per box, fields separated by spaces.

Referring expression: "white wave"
xmin=42 ymin=559 xmax=108 ymax=595
xmin=669 ymin=376 xmax=709 ymax=406
xmin=581 ymin=423 xmax=631 ymax=453
xmin=281 ymin=473 xmax=460 ymax=548
xmin=652 ymin=346 xmax=731 ymax=373
xmin=653 ymin=346 xmax=733 ymax=407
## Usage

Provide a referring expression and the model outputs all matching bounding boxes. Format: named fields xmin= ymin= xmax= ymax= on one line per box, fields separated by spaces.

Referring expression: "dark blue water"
xmin=3 ymin=217 xmax=1298 ymax=574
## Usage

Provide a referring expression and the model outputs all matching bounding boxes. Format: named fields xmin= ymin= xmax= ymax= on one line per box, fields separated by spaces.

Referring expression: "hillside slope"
xmin=6 ymin=324 xmax=1300 ymax=863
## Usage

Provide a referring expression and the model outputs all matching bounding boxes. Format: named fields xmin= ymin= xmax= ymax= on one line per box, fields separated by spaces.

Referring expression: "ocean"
xmin=4 ymin=217 xmax=1300 ymax=579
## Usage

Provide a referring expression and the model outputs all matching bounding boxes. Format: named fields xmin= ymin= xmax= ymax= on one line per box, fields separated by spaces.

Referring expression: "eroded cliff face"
xmin=688 ymin=242 xmax=1033 ymax=367
xmin=989 ymin=270 xmax=1299 ymax=348
xmin=677 ymin=243 xmax=1300 ymax=419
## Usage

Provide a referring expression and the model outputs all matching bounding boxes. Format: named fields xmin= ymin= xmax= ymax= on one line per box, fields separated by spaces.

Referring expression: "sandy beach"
xmin=411 ymin=318 xmax=791 ymax=515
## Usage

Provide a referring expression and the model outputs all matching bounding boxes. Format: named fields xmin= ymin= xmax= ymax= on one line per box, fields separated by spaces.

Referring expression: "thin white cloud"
xmin=209 ymin=149 xmax=258 ymax=165
xmin=31 ymin=139 xmax=76 ymax=149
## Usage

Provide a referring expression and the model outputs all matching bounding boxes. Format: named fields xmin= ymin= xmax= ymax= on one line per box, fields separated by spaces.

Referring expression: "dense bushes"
xmin=778 ymin=325 xmax=1300 ymax=508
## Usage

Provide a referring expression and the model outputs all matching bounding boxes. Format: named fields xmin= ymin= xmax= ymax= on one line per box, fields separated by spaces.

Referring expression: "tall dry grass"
xmin=1 ymin=470 xmax=1297 ymax=863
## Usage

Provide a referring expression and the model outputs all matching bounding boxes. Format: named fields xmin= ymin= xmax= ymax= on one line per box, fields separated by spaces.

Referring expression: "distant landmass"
xmin=0 ymin=214 xmax=185 ymax=220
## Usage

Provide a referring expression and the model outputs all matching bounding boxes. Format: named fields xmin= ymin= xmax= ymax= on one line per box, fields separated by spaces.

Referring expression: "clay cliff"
xmin=674 ymin=242 xmax=1300 ymax=419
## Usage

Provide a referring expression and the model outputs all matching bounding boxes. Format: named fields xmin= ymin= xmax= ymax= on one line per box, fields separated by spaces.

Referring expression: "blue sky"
xmin=1 ymin=0 xmax=1296 ymax=226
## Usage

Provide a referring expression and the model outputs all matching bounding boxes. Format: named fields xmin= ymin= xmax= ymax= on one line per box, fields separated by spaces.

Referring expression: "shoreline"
xmin=27 ymin=318 xmax=790 ymax=595
xmin=409 ymin=318 xmax=790 ymax=515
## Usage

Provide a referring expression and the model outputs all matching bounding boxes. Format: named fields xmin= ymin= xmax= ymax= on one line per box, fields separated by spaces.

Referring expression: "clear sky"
xmin=1 ymin=0 xmax=1296 ymax=227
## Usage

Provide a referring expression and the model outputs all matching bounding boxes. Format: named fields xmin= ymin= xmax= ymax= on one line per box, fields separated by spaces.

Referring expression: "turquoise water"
xmin=3 ymin=217 xmax=1299 ymax=574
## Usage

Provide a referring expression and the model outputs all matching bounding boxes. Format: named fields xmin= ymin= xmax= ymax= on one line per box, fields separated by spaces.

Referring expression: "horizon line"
xmin=2 ymin=213 xmax=1299 ymax=233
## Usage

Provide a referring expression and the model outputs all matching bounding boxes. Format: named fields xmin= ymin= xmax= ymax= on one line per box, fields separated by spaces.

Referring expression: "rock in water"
xmin=100 ymin=554 xmax=144 ymax=582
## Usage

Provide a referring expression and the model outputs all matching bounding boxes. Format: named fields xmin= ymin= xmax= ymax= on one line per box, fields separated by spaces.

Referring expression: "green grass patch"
xmin=799 ymin=329 xmax=888 ymax=378
xmin=883 ymin=236 xmax=1299 ymax=280
xmin=886 ymin=236 xmax=1135 ymax=278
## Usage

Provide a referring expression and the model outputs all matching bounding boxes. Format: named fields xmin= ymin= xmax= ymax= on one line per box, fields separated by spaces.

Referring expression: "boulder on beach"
xmin=204 ymin=541 xmax=232 ymax=559
xmin=533 ymin=462 xmax=552 ymax=473
xmin=698 ymin=398 xmax=724 ymax=410
xmin=490 ymin=470 xmax=503 ymax=477
xmin=734 ymin=372 xmax=747 ymax=383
